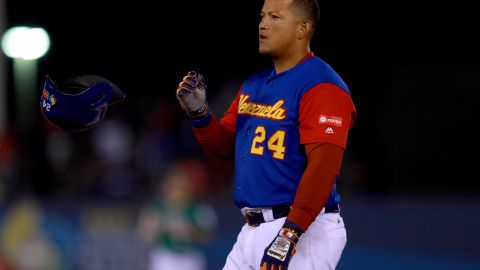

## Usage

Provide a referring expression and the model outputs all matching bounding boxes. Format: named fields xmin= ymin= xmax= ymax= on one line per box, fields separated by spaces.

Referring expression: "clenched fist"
xmin=176 ymin=71 xmax=209 ymax=120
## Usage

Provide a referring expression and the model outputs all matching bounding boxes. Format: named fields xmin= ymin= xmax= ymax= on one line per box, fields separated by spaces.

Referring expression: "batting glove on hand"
xmin=260 ymin=221 xmax=304 ymax=270
xmin=176 ymin=71 xmax=209 ymax=120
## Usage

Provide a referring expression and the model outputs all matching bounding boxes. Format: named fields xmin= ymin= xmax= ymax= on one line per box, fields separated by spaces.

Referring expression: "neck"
xmin=273 ymin=46 xmax=310 ymax=73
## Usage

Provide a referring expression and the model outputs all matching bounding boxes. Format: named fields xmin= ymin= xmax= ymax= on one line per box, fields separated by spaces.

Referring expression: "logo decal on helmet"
xmin=49 ymin=95 xmax=57 ymax=105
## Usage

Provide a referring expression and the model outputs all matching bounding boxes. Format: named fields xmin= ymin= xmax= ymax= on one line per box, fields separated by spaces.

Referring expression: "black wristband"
xmin=186 ymin=103 xmax=209 ymax=119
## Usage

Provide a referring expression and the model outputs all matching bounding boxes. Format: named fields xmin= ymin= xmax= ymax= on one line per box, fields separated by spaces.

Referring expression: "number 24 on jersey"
xmin=250 ymin=126 xmax=286 ymax=160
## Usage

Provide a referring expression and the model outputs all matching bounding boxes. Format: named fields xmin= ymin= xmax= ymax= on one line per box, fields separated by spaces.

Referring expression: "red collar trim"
xmin=297 ymin=52 xmax=314 ymax=65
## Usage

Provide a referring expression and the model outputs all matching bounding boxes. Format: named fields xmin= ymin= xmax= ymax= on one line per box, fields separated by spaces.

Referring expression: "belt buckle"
xmin=244 ymin=209 xmax=262 ymax=227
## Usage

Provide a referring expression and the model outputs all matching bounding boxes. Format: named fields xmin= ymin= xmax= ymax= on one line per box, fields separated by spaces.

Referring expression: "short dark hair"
xmin=290 ymin=0 xmax=320 ymax=31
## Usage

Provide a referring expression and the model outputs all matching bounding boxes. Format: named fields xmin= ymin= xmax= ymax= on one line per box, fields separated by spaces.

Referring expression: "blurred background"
xmin=1 ymin=0 xmax=479 ymax=269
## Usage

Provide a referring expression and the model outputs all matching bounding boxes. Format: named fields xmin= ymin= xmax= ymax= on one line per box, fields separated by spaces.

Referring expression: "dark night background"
xmin=0 ymin=0 xmax=479 ymax=269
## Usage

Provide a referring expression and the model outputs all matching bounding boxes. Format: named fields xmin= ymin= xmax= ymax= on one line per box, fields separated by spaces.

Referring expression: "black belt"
xmin=243 ymin=204 xmax=340 ymax=227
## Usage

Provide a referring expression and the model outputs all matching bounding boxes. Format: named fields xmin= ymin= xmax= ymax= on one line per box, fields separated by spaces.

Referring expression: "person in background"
xmin=136 ymin=159 xmax=218 ymax=270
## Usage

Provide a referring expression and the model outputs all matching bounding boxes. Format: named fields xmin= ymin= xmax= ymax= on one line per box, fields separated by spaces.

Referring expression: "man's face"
xmin=259 ymin=0 xmax=301 ymax=57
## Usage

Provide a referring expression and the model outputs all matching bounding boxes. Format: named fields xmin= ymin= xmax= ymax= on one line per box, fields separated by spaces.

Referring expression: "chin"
xmin=259 ymin=48 xmax=275 ymax=59
xmin=258 ymin=46 xmax=271 ymax=56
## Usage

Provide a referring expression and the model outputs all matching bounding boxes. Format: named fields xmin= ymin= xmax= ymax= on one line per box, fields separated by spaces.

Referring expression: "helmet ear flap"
xmin=88 ymin=82 xmax=111 ymax=109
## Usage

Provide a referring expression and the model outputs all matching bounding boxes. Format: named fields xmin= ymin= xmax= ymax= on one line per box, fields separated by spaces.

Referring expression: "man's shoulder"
xmin=303 ymin=56 xmax=337 ymax=75
xmin=301 ymin=56 xmax=350 ymax=93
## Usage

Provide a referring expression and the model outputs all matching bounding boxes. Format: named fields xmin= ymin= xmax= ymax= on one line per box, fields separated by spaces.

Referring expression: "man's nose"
xmin=259 ymin=18 xmax=268 ymax=30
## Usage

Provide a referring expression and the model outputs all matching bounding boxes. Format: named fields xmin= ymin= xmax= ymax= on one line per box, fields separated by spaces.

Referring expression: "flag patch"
xmin=42 ymin=89 xmax=49 ymax=100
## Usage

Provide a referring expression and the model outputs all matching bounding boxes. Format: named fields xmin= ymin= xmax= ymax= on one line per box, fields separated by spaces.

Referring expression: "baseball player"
xmin=176 ymin=0 xmax=356 ymax=269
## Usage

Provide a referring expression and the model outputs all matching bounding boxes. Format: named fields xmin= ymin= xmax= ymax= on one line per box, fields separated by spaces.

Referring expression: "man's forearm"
xmin=193 ymin=116 xmax=235 ymax=160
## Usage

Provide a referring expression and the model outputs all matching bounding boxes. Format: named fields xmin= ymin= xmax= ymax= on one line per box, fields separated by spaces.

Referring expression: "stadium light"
xmin=1 ymin=26 xmax=51 ymax=132
xmin=1 ymin=26 xmax=50 ymax=60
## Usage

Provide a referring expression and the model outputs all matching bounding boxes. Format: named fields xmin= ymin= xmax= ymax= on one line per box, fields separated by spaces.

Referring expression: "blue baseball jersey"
xmin=231 ymin=55 xmax=355 ymax=208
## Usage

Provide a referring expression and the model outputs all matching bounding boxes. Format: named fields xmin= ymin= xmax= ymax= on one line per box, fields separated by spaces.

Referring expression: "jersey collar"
xmin=298 ymin=52 xmax=314 ymax=65
xmin=267 ymin=52 xmax=315 ymax=83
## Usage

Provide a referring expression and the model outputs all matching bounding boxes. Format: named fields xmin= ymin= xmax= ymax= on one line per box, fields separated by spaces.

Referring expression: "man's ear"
xmin=298 ymin=20 xmax=312 ymax=39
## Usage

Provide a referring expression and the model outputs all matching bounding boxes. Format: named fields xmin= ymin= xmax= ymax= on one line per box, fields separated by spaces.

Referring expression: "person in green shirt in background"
xmin=136 ymin=159 xmax=218 ymax=270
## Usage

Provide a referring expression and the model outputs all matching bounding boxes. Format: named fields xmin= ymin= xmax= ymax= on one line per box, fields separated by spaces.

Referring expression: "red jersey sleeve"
xmin=192 ymin=89 xmax=240 ymax=160
xmin=219 ymin=90 xmax=240 ymax=133
xmin=299 ymin=83 xmax=356 ymax=148
xmin=286 ymin=142 xmax=344 ymax=232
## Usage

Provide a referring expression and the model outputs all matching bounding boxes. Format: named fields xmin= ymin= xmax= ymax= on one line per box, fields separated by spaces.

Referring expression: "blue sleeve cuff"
xmin=284 ymin=220 xmax=305 ymax=235
xmin=191 ymin=113 xmax=212 ymax=128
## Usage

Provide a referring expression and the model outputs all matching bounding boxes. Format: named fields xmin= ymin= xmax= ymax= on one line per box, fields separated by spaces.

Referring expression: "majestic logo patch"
xmin=238 ymin=94 xmax=286 ymax=120
xmin=319 ymin=115 xmax=343 ymax=127
xmin=325 ymin=127 xmax=334 ymax=134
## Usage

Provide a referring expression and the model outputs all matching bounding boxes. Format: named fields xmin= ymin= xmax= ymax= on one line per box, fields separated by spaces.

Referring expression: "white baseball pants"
xmin=223 ymin=212 xmax=347 ymax=270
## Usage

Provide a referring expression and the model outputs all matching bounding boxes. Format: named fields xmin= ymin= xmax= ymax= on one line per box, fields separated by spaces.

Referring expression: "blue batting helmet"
xmin=40 ymin=74 xmax=125 ymax=131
